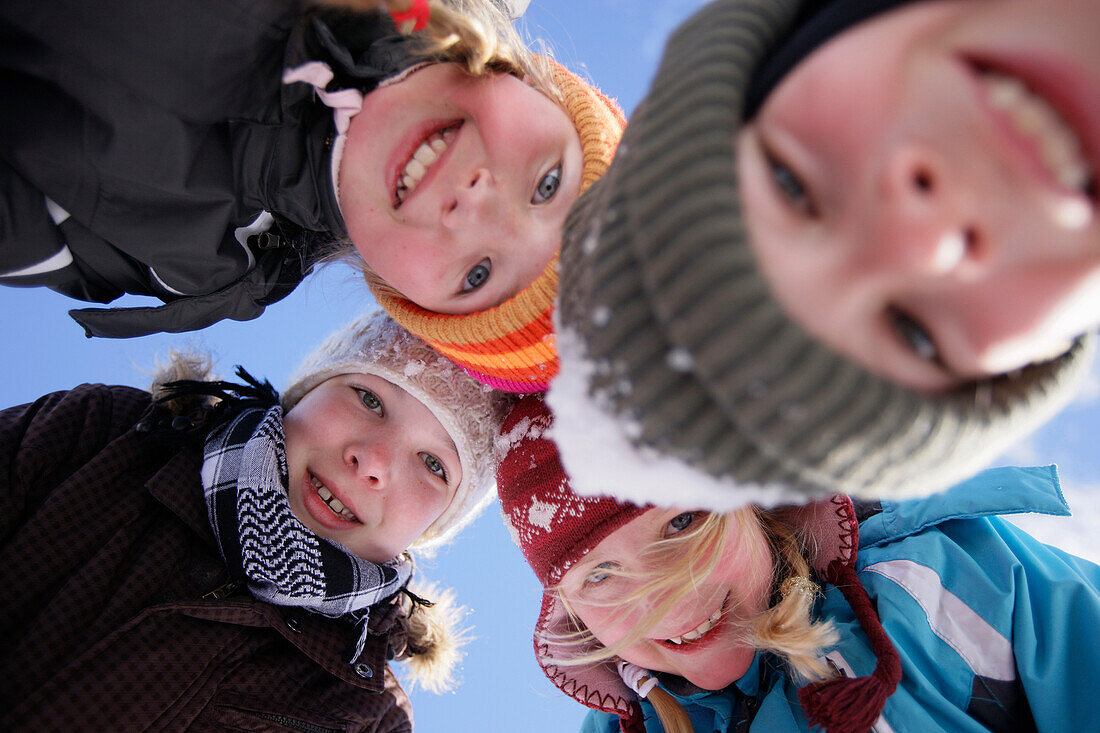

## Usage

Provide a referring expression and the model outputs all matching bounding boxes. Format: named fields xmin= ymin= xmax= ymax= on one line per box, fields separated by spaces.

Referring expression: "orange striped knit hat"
xmin=367 ymin=60 xmax=626 ymax=393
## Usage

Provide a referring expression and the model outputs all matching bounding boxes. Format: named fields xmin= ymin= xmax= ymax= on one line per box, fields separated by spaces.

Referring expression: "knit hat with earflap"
xmin=368 ymin=59 xmax=626 ymax=393
xmin=550 ymin=0 xmax=1095 ymax=506
xmin=283 ymin=310 xmax=512 ymax=553
xmin=496 ymin=395 xmax=898 ymax=733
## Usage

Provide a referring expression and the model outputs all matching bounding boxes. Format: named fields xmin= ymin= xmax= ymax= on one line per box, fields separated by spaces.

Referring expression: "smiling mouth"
xmin=394 ymin=122 xmax=462 ymax=206
xmin=976 ymin=66 xmax=1096 ymax=200
xmin=310 ymin=474 xmax=360 ymax=523
xmin=661 ymin=597 xmax=726 ymax=647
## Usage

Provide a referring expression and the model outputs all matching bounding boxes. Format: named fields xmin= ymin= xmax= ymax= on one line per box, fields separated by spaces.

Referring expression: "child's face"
xmin=340 ymin=63 xmax=583 ymax=314
xmin=737 ymin=0 xmax=1100 ymax=391
xmin=557 ymin=508 xmax=773 ymax=691
xmin=283 ymin=373 xmax=461 ymax=563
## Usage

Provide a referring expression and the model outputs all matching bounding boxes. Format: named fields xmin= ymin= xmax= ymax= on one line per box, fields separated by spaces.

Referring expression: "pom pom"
xmin=798 ymin=670 xmax=894 ymax=733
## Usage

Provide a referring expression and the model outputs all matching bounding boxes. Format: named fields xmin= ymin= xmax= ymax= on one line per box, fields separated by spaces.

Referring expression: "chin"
xmin=685 ymin=669 xmax=744 ymax=692
xmin=683 ymin=649 xmax=755 ymax=691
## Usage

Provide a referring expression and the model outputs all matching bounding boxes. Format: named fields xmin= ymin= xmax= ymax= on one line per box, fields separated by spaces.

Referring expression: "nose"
xmin=344 ymin=441 xmax=392 ymax=490
xmin=867 ymin=144 xmax=991 ymax=281
xmin=441 ymin=167 xmax=511 ymax=233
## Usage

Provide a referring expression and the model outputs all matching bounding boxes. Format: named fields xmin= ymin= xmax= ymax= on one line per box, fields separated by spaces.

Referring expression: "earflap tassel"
xmin=797 ymin=560 xmax=901 ymax=733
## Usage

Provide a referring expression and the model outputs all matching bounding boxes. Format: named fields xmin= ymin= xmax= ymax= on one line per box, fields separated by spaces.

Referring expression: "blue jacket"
xmin=582 ymin=466 xmax=1100 ymax=732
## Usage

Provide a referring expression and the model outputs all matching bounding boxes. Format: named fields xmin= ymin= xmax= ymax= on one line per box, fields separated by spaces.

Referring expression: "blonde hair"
xmin=545 ymin=508 xmax=839 ymax=732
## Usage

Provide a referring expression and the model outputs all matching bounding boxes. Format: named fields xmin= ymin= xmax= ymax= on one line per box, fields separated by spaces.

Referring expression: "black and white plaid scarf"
xmin=201 ymin=405 xmax=412 ymax=661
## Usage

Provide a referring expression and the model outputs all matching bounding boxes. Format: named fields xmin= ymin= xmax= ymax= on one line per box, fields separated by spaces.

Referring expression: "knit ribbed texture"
xmin=370 ymin=60 xmax=626 ymax=393
xmin=554 ymin=0 xmax=1094 ymax=502
xmin=282 ymin=310 xmax=512 ymax=553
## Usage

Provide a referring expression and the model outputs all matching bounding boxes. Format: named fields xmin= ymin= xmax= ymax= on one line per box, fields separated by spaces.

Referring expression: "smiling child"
xmin=551 ymin=0 xmax=1097 ymax=503
xmin=0 ymin=311 xmax=510 ymax=729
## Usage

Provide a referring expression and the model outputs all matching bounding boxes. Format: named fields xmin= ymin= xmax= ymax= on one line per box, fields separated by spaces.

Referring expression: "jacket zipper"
xmin=246 ymin=710 xmax=346 ymax=733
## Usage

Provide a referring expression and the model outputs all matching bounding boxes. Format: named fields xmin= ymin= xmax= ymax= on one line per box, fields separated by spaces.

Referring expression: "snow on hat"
xmin=283 ymin=310 xmax=512 ymax=553
xmin=496 ymin=395 xmax=650 ymax=587
xmin=368 ymin=59 xmax=626 ymax=393
xmin=496 ymin=396 xmax=896 ymax=733
xmin=551 ymin=0 xmax=1094 ymax=507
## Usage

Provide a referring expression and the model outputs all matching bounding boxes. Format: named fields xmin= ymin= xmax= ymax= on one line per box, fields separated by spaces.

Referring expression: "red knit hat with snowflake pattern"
xmin=496 ymin=394 xmax=647 ymax=587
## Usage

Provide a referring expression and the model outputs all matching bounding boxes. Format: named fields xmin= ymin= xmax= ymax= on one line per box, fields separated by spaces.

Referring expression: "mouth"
xmin=657 ymin=593 xmax=729 ymax=651
xmin=309 ymin=472 xmax=360 ymax=523
xmin=968 ymin=57 xmax=1097 ymax=214
xmin=392 ymin=121 xmax=462 ymax=207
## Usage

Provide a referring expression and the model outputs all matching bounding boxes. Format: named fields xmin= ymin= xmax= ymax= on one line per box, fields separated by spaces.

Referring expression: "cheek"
xmin=353 ymin=232 xmax=442 ymax=306
xmin=342 ymin=183 xmax=400 ymax=263
xmin=282 ymin=403 xmax=320 ymax=459
xmin=395 ymin=477 xmax=451 ymax=535
xmin=572 ymin=602 xmax=635 ymax=649
xmin=716 ymin=526 xmax=774 ymax=612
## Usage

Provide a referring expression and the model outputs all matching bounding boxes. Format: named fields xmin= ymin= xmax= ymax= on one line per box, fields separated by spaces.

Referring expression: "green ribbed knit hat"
xmin=552 ymin=0 xmax=1094 ymax=507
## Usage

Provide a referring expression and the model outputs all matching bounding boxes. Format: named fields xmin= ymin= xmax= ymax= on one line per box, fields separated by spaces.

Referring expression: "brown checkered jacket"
xmin=0 ymin=384 xmax=414 ymax=731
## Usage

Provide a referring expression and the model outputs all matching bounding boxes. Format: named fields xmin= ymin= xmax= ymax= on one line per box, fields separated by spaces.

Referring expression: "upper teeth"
xmin=311 ymin=476 xmax=358 ymax=522
xmin=981 ymin=69 xmax=1094 ymax=195
xmin=395 ymin=125 xmax=458 ymax=204
xmin=665 ymin=606 xmax=723 ymax=646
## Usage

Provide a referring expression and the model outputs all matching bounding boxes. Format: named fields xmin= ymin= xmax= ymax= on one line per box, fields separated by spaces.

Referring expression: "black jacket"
xmin=0 ymin=0 xmax=423 ymax=337
xmin=0 ymin=384 xmax=415 ymax=731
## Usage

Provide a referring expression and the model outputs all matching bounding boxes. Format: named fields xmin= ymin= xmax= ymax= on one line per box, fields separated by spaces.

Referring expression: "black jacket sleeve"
xmin=0 ymin=160 xmax=124 ymax=303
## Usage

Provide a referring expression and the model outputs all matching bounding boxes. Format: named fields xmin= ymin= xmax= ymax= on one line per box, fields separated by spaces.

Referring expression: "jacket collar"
xmin=145 ymin=446 xmax=214 ymax=546
xmin=857 ymin=465 xmax=1068 ymax=550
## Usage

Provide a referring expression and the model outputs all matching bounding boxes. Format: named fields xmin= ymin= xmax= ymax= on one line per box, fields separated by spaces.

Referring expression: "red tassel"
xmin=797 ymin=560 xmax=902 ymax=733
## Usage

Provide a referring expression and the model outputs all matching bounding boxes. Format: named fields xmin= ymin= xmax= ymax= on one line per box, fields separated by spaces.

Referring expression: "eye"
xmin=462 ymin=258 xmax=491 ymax=292
xmin=666 ymin=512 xmax=701 ymax=536
xmin=889 ymin=308 xmax=940 ymax=365
xmin=355 ymin=388 xmax=384 ymax=416
xmin=420 ymin=452 xmax=449 ymax=482
xmin=532 ymin=164 xmax=562 ymax=204
xmin=585 ymin=561 xmax=619 ymax=586
xmin=764 ymin=150 xmax=816 ymax=217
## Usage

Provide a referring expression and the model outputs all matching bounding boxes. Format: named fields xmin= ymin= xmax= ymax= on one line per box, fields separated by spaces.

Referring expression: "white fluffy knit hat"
xmin=282 ymin=310 xmax=512 ymax=554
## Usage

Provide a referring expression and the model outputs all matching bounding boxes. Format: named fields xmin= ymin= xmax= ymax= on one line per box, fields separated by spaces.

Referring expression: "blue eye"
xmin=889 ymin=308 xmax=940 ymax=365
xmin=765 ymin=152 xmax=815 ymax=216
xmin=355 ymin=388 xmax=384 ymax=416
xmin=463 ymin=258 xmax=491 ymax=292
xmin=666 ymin=512 xmax=698 ymax=535
xmin=532 ymin=165 xmax=562 ymax=204
xmin=420 ymin=452 xmax=448 ymax=482
xmin=586 ymin=561 xmax=619 ymax=586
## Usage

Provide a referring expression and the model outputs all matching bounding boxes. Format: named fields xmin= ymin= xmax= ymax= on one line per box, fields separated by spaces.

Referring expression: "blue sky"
xmin=2 ymin=1 xmax=1097 ymax=730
